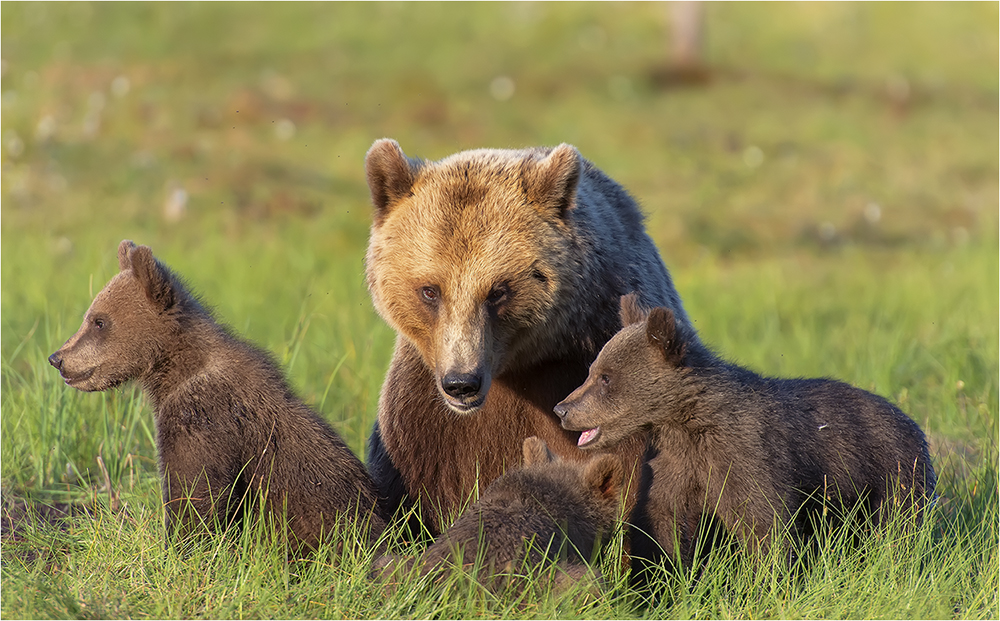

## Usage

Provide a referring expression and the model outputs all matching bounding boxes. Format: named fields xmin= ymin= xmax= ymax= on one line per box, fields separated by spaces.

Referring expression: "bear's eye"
xmin=94 ymin=318 xmax=106 ymax=330
xmin=600 ymin=374 xmax=610 ymax=386
xmin=419 ymin=286 xmax=440 ymax=305
xmin=486 ymin=285 xmax=509 ymax=307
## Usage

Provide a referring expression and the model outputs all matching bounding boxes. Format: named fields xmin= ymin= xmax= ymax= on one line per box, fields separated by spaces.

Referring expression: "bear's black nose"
xmin=553 ymin=403 xmax=568 ymax=419
xmin=441 ymin=373 xmax=482 ymax=400
xmin=48 ymin=352 xmax=63 ymax=370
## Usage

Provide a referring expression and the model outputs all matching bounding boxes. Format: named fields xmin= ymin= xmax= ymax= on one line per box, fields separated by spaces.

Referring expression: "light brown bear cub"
xmin=375 ymin=436 xmax=623 ymax=588
xmin=49 ymin=240 xmax=386 ymax=551
xmin=364 ymin=139 xmax=704 ymax=534
xmin=555 ymin=294 xmax=936 ymax=572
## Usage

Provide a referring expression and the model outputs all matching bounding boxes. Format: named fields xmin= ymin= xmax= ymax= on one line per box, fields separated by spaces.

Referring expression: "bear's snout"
xmin=441 ymin=372 xmax=482 ymax=400
xmin=48 ymin=352 xmax=63 ymax=370
xmin=553 ymin=402 xmax=569 ymax=420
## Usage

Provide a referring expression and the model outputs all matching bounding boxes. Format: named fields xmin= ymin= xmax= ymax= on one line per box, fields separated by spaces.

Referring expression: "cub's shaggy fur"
xmin=556 ymin=294 xmax=936 ymax=571
xmin=375 ymin=437 xmax=623 ymax=588
xmin=364 ymin=139 xmax=702 ymax=533
xmin=50 ymin=240 xmax=386 ymax=550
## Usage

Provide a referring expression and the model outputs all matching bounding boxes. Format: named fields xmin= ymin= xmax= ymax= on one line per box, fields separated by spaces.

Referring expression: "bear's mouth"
xmin=442 ymin=395 xmax=487 ymax=414
xmin=61 ymin=367 xmax=95 ymax=388
xmin=577 ymin=427 xmax=601 ymax=448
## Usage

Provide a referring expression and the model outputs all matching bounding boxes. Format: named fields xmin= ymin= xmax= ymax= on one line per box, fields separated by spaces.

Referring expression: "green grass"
xmin=2 ymin=2 xmax=997 ymax=618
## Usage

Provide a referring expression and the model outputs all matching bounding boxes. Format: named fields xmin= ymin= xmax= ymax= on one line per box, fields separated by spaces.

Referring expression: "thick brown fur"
xmin=49 ymin=240 xmax=386 ymax=552
xmin=555 ymin=294 xmax=937 ymax=573
xmin=364 ymin=139 xmax=702 ymax=533
xmin=373 ymin=437 xmax=623 ymax=589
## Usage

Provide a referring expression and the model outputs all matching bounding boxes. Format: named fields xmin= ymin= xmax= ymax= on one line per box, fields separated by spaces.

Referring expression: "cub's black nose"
xmin=441 ymin=373 xmax=482 ymax=400
xmin=48 ymin=352 xmax=63 ymax=370
xmin=553 ymin=403 xmax=568 ymax=420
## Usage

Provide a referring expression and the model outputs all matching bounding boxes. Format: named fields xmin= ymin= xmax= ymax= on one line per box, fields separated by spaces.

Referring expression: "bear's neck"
xmin=140 ymin=318 xmax=227 ymax=411
xmin=650 ymin=359 xmax=759 ymax=439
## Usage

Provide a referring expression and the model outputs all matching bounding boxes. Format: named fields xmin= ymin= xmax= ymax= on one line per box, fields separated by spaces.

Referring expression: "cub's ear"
xmin=128 ymin=245 xmax=175 ymax=311
xmin=118 ymin=240 xmax=137 ymax=271
xmin=619 ymin=293 xmax=648 ymax=327
xmin=365 ymin=138 xmax=423 ymax=225
xmin=526 ymin=143 xmax=581 ymax=218
xmin=646 ymin=307 xmax=685 ymax=366
xmin=584 ymin=454 xmax=625 ymax=499
xmin=522 ymin=436 xmax=557 ymax=466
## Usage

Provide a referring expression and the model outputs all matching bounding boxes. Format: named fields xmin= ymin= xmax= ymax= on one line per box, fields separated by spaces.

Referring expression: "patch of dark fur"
xmin=374 ymin=437 xmax=622 ymax=591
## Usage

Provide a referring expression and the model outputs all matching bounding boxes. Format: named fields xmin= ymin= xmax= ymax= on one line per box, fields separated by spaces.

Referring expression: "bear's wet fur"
xmin=374 ymin=436 xmax=623 ymax=590
xmin=556 ymin=294 xmax=936 ymax=573
xmin=49 ymin=240 xmax=386 ymax=551
xmin=363 ymin=139 xmax=703 ymax=534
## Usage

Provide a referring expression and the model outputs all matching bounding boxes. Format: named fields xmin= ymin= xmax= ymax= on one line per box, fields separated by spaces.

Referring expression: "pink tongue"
xmin=578 ymin=428 xmax=599 ymax=446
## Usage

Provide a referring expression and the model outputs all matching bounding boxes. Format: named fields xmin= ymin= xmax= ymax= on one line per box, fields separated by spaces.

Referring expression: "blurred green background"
xmin=2 ymin=0 xmax=997 ymax=496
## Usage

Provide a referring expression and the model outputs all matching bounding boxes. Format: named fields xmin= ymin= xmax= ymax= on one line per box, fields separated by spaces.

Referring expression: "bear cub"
xmin=555 ymin=294 xmax=936 ymax=570
xmin=49 ymin=240 xmax=386 ymax=551
xmin=375 ymin=436 xmax=623 ymax=588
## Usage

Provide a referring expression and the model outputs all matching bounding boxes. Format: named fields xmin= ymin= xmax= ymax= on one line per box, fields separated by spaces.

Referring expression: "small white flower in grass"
xmin=490 ymin=76 xmax=515 ymax=102
xmin=36 ymin=115 xmax=57 ymax=141
xmin=111 ymin=75 xmax=130 ymax=98
xmin=864 ymin=202 xmax=881 ymax=224
xmin=164 ymin=186 xmax=189 ymax=223
xmin=53 ymin=236 xmax=73 ymax=255
xmin=275 ymin=118 xmax=296 ymax=141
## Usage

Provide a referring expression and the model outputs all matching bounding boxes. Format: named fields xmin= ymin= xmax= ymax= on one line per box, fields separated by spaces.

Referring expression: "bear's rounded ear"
xmin=118 ymin=240 xmax=137 ymax=271
xmin=526 ymin=143 xmax=581 ymax=219
xmin=365 ymin=138 xmax=423 ymax=225
xmin=522 ymin=436 xmax=557 ymax=466
xmin=619 ymin=293 xmax=648 ymax=327
xmin=584 ymin=454 xmax=624 ymax=499
xmin=129 ymin=245 xmax=176 ymax=311
xmin=646 ymin=307 xmax=685 ymax=365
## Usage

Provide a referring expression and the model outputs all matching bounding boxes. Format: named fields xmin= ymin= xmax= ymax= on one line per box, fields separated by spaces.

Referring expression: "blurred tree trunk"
xmin=670 ymin=1 xmax=705 ymax=72
xmin=654 ymin=1 xmax=709 ymax=86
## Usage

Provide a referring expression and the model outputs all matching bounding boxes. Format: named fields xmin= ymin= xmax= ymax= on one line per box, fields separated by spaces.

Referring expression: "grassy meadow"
xmin=1 ymin=2 xmax=997 ymax=618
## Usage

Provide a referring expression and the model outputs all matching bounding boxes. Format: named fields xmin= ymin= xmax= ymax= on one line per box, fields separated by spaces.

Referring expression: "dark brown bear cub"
xmin=49 ymin=240 xmax=386 ymax=551
xmin=375 ymin=436 xmax=624 ymax=588
xmin=555 ymin=294 xmax=936 ymax=571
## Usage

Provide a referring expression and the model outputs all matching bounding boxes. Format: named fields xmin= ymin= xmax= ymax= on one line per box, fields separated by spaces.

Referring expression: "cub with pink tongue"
xmin=554 ymin=293 xmax=936 ymax=577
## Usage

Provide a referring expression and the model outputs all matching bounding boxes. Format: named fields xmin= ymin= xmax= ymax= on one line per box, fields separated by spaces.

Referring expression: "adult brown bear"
xmin=363 ymin=139 xmax=702 ymax=534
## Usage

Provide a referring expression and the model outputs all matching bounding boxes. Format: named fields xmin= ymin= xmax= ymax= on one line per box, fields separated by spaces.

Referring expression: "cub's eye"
xmin=94 ymin=318 xmax=106 ymax=330
xmin=486 ymin=285 xmax=509 ymax=307
xmin=600 ymin=374 xmax=610 ymax=386
xmin=419 ymin=286 xmax=439 ymax=304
